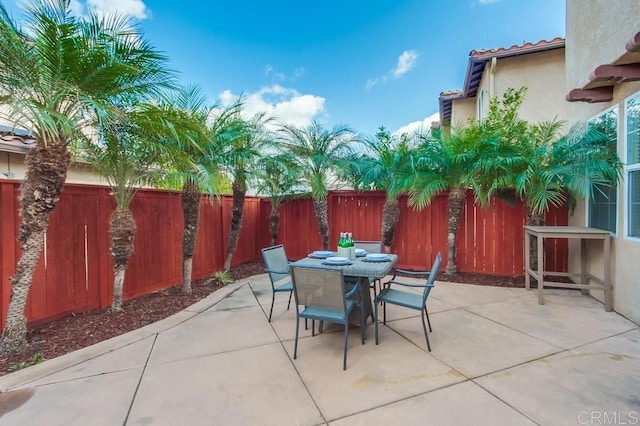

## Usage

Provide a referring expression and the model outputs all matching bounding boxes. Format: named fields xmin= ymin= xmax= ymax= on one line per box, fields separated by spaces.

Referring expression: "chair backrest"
xmin=261 ymin=244 xmax=290 ymax=289
xmin=422 ymin=252 xmax=443 ymax=302
xmin=290 ymin=266 xmax=346 ymax=312
xmin=354 ymin=240 xmax=383 ymax=254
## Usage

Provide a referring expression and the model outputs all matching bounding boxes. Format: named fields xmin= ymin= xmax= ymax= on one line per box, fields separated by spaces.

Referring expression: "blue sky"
xmin=6 ymin=0 xmax=565 ymax=136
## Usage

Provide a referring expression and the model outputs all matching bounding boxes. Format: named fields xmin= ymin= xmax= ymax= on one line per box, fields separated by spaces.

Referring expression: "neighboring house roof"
xmin=567 ymin=31 xmax=640 ymax=103
xmin=0 ymin=125 xmax=36 ymax=154
xmin=439 ymin=37 xmax=566 ymax=124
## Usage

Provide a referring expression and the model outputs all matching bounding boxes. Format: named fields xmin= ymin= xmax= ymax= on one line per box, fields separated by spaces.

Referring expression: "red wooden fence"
xmin=0 ymin=182 xmax=568 ymax=330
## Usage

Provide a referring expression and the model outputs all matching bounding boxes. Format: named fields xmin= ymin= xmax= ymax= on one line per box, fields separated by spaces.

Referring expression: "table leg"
xmin=581 ymin=239 xmax=588 ymax=295
xmin=525 ymin=230 xmax=531 ymax=290
xmin=537 ymin=233 xmax=544 ymax=305
xmin=345 ymin=277 xmax=371 ymax=338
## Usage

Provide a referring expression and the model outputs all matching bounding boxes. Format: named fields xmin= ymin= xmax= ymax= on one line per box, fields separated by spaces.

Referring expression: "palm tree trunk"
xmin=446 ymin=188 xmax=466 ymax=274
xmin=181 ymin=180 xmax=201 ymax=294
xmin=526 ymin=202 xmax=545 ymax=271
xmin=313 ymin=197 xmax=330 ymax=250
xmin=110 ymin=207 xmax=136 ymax=311
xmin=269 ymin=204 xmax=280 ymax=246
xmin=224 ymin=180 xmax=245 ymax=270
xmin=381 ymin=195 xmax=400 ymax=253
xmin=0 ymin=143 xmax=70 ymax=353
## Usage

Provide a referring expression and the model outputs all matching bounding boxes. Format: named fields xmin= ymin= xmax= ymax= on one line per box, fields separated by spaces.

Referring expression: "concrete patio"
xmin=0 ymin=273 xmax=638 ymax=425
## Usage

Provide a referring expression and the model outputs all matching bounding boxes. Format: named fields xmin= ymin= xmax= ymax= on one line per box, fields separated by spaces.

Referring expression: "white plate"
xmin=354 ymin=248 xmax=367 ymax=256
xmin=365 ymin=253 xmax=389 ymax=261
xmin=310 ymin=251 xmax=334 ymax=258
xmin=324 ymin=256 xmax=350 ymax=264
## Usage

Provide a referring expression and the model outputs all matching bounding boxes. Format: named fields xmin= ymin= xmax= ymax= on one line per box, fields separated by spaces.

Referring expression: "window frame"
xmin=586 ymin=105 xmax=619 ymax=236
xmin=624 ymin=91 xmax=640 ymax=241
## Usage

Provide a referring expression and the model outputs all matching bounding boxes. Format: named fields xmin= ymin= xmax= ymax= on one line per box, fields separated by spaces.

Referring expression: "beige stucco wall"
xmin=0 ymin=151 xmax=108 ymax=185
xmin=566 ymin=0 xmax=640 ymax=323
xmin=493 ymin=49 xmax=567 ymax=124
xmin=450 ymin=97 xmax=476 ymax=127
xmin=451 ymin=48 xmax=567 ymax=126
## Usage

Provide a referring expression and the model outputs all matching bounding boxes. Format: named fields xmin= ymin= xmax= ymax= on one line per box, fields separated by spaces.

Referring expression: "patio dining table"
xmin=289 ymin=253 xmax=399 ymax=328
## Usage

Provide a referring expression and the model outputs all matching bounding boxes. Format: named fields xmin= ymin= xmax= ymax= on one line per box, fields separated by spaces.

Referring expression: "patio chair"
xmin=261 ymin=244 xmax=294 ymax=322
xmin=374 ymin=252 xmax=442 ymax=351
xmin=291 ymin=266 xmax=365 ymax=370
xmin=354 ymin=240 xmax=384 ymax=298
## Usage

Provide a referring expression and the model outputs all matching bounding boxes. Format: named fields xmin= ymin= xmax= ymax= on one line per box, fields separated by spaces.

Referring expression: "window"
xmin=625 ymin=93 xmax=640 ymax=238
xmin=478 ymin=90 xmax=485 ymax=122
xmin=588 ymin=107 xmax=618 ymax=233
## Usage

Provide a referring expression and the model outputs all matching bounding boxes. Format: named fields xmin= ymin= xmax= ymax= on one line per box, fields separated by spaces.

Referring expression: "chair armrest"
xmin=393 ymin=268 xmax=433 ymax=277
xmin=264 ymin=268 xmax=290 ymax=275
xmin=345 ymin=282 xmax=360 ymax=299
xmin=385 ymin=279 xmax=433 ymax=289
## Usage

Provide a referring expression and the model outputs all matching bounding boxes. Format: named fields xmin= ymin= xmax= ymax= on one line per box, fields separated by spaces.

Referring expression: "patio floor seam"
xmin=259 ymin=286 xmax=330 ymax=426
xmin=123 ymin=333 xmax=159 ymax=425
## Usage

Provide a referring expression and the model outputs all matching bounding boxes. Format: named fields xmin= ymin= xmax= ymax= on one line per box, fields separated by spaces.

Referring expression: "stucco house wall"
xmin=492 ymin=49 xmax=567 ymax=124
xmin=1 ymin=151 xmax=107 ymax=185
xmin=445 ymin=43 xmax=567 ymax=126
xmin=450 ymin=98 xmax=476 ymax=127
xmin=566 ymin=0 xmax=640 ymax=323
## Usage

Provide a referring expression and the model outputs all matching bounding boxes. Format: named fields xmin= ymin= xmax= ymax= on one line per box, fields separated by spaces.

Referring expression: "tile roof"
xmin=0 ymin=125 xmax=36 ymax=154
xmin=439 ymin=37 xmax=565 ymax=124
xmin=470 ymin=37 xmax=565 ymax=59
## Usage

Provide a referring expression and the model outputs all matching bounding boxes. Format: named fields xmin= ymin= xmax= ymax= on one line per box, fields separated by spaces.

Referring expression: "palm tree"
xmin=82 ymin=103 xmax=199 ymax=311
xmin=254 ymin=152 xmax=302 ymax=245
xmin=513 ymin=122 xmax=621 ymax=268
xmin=410 ymin=126 xmax=478 ymax=274
xmin=354 ymin=127 xmax=414 ymax=252
xmin=410 ymin=88 xmax=536 ymax=274
xmin=220 ymin=111 xmax=273 ymax=271
xmin=161 ymin=87 xmax=240 ymax=293
xmin=279 ymin=121 xmax=358 ymax=250
xmin=0 ymin=0 xmax=173 ymax=352
xmin=468 ymin=88 xmax=620 ymax=268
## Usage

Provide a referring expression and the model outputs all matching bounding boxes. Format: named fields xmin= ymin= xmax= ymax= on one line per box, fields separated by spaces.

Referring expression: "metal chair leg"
xmin=424 ymin=306 xmax=432 ymax=332
xmin=360 ymin=302 xmax=366 ymax=344
xmin=374 ymin=300 xmax=380 ymax=345
xmin=294 ymin=317 xmax=300 ymax=359
xmin=287 ymin=291 xmax=293 ymax=310
xmin=421 ymin=310 xmax=431 ymax=352
xmin=268 ymin=293 xmax=276 ymax=322
xmin=343 ymin=321 xmax=349 ymax=370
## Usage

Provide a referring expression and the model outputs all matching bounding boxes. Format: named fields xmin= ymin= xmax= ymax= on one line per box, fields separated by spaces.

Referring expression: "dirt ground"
xmin=0 ymin=261 xmax=523 ymax=376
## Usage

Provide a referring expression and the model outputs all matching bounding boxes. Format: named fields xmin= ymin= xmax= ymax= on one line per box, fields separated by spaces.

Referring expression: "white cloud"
xmin=366 ymin=78 xmax=380 ymax=90
xmin=392 ymin=50 xmax=419 ymax=78
xmin=69 ymin=0 xmax=86 ymax=16
xmin=393 ymin=112 xmax=440 ymax=137
xmin=264 ymin=65 xmax=305 ymax=83
xmin=219 ymin=85 xmax=326 ymax=129
xmin=86 ymin=0 xmax=149 ymax=19
xmin=366 ymin=49 xmax=420 ymax=89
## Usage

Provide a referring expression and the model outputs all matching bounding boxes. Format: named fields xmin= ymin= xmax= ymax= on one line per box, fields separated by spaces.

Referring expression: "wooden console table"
xmin=524 ymin=226 xmax=612 ymax=311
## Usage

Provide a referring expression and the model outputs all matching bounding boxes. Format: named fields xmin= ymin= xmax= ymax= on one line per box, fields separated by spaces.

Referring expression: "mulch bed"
xmin=0 ymin=261 xmax=524 ymax=377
